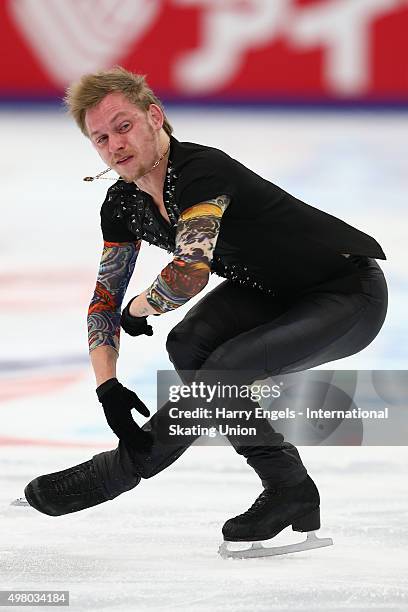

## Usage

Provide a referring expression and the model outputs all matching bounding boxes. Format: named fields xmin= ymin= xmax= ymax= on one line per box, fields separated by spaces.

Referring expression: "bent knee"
xmin=166 ymin=326 xmax=214 ymax=373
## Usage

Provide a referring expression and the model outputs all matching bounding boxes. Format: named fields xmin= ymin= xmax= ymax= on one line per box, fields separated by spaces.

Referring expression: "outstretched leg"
xmin=25 ymin=257 xmax=387 ymax=516
xmin=24 ymin=281 xmax=304 ymax=515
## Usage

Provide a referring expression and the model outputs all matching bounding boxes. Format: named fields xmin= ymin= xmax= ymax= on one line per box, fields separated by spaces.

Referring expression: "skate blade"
xmin=10 ymin=496 xmax=30 ymax=508
xmin=218 ymin=531 xmax=333 ymax=559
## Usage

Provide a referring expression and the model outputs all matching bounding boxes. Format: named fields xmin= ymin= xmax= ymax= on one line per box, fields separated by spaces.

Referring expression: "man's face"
xmin=85 ymin=92 xmax=163 ymax=182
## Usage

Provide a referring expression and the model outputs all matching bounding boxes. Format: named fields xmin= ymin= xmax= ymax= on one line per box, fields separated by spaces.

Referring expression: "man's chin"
xmin=115 ymin=163 xmax=147 ymax=183
xmin=115 ymin=168 xmax=137 ymax=183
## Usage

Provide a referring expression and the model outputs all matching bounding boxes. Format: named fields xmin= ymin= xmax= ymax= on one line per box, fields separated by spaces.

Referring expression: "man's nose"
xmin=108 ymin=132 xmax=126 ymax=154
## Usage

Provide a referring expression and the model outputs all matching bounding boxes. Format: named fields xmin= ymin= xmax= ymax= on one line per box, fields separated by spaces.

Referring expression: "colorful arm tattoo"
xmin=87 ymin=240 xmax=141 ymax=353
xmin=146 ymin=195 xmax=230 ymax=313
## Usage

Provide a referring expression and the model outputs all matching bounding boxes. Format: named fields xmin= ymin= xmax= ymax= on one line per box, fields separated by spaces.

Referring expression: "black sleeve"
xmin=100 ymin=197 xmax=136 ymax=243
xmin=176 ymin=152 xmax=237 ymax=213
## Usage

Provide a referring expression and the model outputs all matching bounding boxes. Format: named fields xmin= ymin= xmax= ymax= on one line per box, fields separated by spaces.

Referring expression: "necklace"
xmin=138 ymin=139 xmax=171 ymax=179
xmin=83 ymin=139 xmax=171 ymax=182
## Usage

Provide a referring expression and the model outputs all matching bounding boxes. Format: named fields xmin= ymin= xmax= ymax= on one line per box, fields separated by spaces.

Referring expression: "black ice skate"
xmin=20 ymin=458 xmax=140 ymax=517
xmin=219 ymin=475 xmax=333 ymax=558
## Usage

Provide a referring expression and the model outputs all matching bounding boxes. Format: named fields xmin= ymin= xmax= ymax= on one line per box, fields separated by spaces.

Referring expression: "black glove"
xmin=120 ymin=297 xmax=154 ymax=337
xmin=96 ymin=378 xmax=153 ymax=452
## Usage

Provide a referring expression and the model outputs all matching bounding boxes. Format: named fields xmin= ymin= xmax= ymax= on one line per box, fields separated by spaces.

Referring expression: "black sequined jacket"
xmin=100 ymin=136 xmax=385 ymax=298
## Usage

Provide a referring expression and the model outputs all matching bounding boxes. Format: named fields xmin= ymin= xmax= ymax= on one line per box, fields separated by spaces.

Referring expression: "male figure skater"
xmin=23 ymin=67 xmax=387 ymax=556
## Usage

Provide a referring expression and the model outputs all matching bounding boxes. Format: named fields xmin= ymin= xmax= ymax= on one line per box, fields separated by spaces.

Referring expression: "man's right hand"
xmin=121 ymin=297 xmax=154 ymax=337
xmin=96 ymin=378 xmax=153 ymax=452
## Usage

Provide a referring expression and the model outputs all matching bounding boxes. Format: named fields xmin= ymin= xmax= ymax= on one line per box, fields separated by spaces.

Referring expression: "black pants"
xmin=93 ymin=256 xmax=388 ymax=498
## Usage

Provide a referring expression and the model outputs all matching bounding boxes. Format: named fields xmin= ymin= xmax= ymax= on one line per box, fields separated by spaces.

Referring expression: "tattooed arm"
xmin=87 ymin=240 xmax=141 ymax=352
xmin=129 ymin=195 xmax=230 ymax=316
xmin=88 ymin=240 xmax=141 ymax=385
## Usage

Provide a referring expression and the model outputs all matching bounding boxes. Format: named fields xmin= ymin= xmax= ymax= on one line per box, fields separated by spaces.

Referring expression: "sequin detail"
xmin=211 ymin=254 xmax=276 ymax=296
xmin=106 ymin=164 xmax=179 ymax=253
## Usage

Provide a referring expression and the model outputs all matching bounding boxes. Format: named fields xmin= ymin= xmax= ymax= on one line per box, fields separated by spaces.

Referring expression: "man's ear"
xmin=148 ymin=104 xmax=164 ymax=130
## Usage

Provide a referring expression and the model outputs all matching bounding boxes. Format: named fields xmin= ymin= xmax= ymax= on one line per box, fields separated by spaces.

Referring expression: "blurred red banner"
xmin=1 ymin=0 xmax=407 ymax=102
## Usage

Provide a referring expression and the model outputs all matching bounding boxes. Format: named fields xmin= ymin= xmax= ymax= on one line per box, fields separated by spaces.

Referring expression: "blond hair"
xmin=64 ymin=66 xmax=173 ymax=137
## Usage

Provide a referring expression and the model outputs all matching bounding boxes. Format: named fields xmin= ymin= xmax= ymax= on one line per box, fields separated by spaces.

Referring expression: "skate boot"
xmin=24 ymin=457 xmax=140 ymax=517
xmin=219 ymin=475 xmax=333 ymax=558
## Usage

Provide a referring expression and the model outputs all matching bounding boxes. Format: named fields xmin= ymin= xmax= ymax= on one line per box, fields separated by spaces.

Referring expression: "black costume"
xmin=101 ymin=136 xmax=385 ymax=298
xmin=91 ymin=136 xmax=388 ymax=497
xmin=24 ymin=136 xmax=388 ymax=516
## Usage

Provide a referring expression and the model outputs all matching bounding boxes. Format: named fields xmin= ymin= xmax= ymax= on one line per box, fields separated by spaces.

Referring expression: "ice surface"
xmin=1 ymin=109 xmax=407 ymax=611
xmin=1 ymin=446 xmax=408 ymax=611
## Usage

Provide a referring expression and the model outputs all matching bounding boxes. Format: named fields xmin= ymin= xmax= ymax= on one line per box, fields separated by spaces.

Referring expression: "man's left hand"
xmin=121 ymin=297 xmax=154 ymax=337
xmin=96 ymin=378 xmax=153 ymax=452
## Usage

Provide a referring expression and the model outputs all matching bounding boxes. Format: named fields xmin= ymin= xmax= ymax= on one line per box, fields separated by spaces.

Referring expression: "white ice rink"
xmin=1 ymin=109 xmax=407 ymax=611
